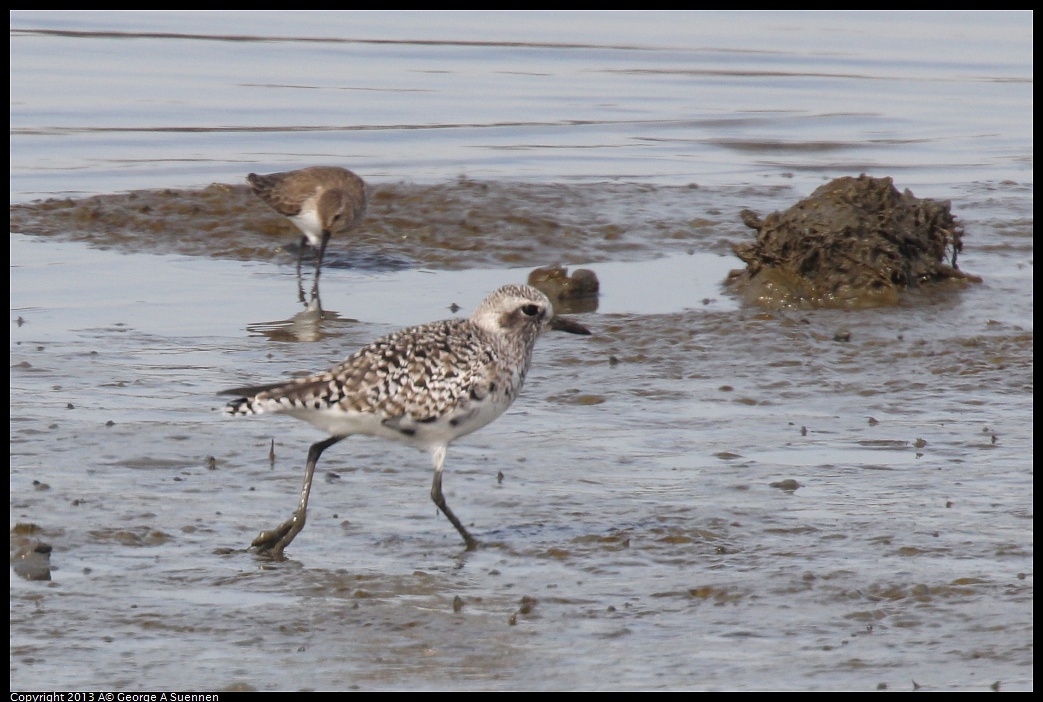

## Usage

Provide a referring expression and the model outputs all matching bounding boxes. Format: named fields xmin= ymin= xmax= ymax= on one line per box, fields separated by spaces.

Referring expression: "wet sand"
xmin=10 ymin=178 xmax=1033 ymax=690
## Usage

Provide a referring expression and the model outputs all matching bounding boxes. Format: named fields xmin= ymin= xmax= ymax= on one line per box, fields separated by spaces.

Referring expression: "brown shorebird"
xmin=246 ymin=166 xmax=367 ymax=279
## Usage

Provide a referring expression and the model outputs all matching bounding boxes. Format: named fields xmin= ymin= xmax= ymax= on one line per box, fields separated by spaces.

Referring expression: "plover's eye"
xmin=521 ymin=304 xmax=541 ymax=317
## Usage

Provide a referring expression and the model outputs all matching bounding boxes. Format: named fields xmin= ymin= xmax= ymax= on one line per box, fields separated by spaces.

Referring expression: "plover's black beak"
xmin=549 ymin=315 xmax=591 ymax=335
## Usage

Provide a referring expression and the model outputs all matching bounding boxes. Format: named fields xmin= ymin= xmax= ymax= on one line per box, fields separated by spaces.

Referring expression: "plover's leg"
xmin=429 ymin=445 xmax=479 ymax=550
xmin=253 ymin=435 xmax=344 ymax=559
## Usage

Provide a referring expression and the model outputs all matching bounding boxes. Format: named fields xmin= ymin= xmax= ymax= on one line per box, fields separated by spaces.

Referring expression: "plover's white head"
xmin=470 ymin=284 xmax=555 ymax=340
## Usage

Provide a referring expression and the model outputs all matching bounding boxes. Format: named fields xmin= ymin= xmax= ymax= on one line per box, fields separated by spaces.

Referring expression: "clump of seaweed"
xmin=727 ymin=175 xmax=980 ymax=308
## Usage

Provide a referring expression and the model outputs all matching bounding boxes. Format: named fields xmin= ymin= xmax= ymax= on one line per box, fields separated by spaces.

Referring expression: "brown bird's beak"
xmin=549 ymin=315 xmax=591 ymax=335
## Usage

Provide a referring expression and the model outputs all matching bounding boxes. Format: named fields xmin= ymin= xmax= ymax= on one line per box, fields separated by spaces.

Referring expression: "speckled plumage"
xmin=222 ymin=284 xmax=590 ymax=559
xmin=247 ymin=166 xmax=367 ymax=277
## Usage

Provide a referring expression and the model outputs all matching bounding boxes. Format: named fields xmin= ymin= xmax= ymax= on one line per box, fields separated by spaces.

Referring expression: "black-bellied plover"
xmin=246 ymin=166 xmax=367 ymax=279
xmin=222 ymin=284 xmax=590 ymax=559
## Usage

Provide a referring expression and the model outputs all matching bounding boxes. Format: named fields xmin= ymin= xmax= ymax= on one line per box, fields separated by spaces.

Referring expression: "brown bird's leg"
xmin=296 ymin=235 xmax=308 ymax=279
xmin=314 ymin=230 xmax=331 ymax=280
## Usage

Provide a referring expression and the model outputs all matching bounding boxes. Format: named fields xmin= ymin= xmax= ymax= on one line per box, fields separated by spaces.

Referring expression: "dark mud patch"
xmin=9 ymin=179 xmax=750 ymax=272
xmin=11 ymin=524 xmax=54 ymax=582
xmin=727 ymin=175 xmax=982 ymax=309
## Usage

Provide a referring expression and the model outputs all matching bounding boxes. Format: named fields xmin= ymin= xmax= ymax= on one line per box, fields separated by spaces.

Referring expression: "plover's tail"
xmin=223 ymin=397 xmax=255 ymax=417
xmin=220 ymin=384 xmax=282 ymax=417
xmin=220 ymin=378 xmax=334 ymax=417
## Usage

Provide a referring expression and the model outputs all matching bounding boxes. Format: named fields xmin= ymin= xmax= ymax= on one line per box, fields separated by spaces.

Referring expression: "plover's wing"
xmin=223 ymin=318 xmax=497 ymax=421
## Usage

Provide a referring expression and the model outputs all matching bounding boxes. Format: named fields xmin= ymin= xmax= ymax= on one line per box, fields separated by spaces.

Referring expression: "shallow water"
xmin=9 ymin=11 xmax=1033 ymax=692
